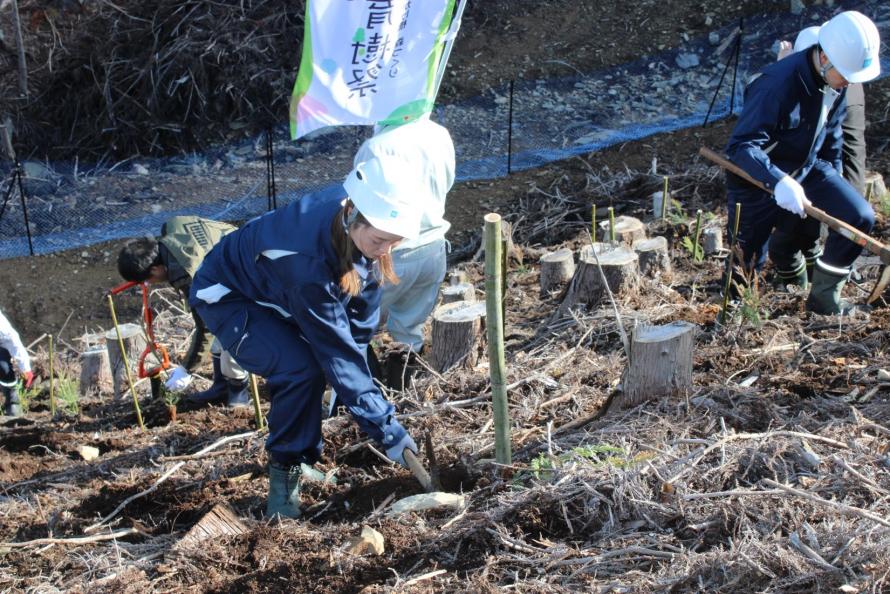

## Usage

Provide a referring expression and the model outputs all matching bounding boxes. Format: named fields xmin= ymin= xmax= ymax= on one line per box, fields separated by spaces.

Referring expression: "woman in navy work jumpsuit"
xmin=190 ymin=151 xmax=424 ymax=518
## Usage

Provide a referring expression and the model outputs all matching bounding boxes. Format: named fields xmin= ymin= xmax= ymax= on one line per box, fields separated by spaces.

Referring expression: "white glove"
xmin=164 ymin=366 xmax=193 ymax=392
xmin=774 ymin=176 xmax=811 ymax=218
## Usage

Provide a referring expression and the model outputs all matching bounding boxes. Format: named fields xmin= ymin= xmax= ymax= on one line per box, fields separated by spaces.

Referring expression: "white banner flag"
xmin=289 ymin=0 xmax=457 ymax=140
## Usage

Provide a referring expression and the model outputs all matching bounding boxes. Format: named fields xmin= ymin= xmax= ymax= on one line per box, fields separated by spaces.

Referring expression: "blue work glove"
xmin=384 ymin=433 xmax=418 ymax=468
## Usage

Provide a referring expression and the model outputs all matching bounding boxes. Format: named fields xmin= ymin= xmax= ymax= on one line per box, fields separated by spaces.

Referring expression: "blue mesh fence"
xmin=0 ymin=0 xmax=886 ymax=259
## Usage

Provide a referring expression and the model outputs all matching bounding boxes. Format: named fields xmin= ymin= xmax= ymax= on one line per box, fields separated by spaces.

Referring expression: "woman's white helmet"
xmin=344 ymin=118 xmax=455 ymax=240
xmin=818 ymin=11 xmax=881 ymax=83
xmin=343 ymin=152 xmax=424 ymax=240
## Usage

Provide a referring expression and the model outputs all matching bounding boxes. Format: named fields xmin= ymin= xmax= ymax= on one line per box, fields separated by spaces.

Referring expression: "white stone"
xmin=77 ymin=445 xmax=101 ymax=461
xmin=387 ymin=492 xmax=465 ymax=516
xmin=345 ymin=525 xmax=385 ymax=556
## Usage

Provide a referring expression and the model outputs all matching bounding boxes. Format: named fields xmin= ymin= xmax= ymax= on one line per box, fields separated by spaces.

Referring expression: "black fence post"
xmin=506 ymin=79 xmax=515 ymax=175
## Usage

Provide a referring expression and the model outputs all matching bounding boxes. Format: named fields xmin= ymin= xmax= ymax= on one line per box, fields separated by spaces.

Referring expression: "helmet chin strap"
xmin=343 ymin=202 xmax=359 ymax=232
xmin=818 ymin=51 xmax=835 ymax=82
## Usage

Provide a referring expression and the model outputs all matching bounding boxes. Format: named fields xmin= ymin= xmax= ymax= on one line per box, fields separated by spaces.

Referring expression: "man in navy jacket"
xmin=725 ymin=11 xmax=881 ymax=314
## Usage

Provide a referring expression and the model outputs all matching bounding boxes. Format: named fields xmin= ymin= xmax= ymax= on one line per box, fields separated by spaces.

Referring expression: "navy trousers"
xmin=728 ymin=159 xmax=874 ymax=273
xmin=193 ymin=297 xmax=326 ymax=466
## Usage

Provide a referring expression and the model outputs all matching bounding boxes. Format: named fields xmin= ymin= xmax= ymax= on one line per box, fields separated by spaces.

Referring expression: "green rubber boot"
xmin=773 ymin=262 xmax=809 ymax=292
xmin=266 ymin=462 xmax=302 ymax=519
xmin=806 ymin=266 xmax=851 ymax=315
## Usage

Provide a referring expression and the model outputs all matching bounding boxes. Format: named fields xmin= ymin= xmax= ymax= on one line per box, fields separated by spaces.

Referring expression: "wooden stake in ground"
xmin=633 ymin=236 xmax=671 ymax=278
xmin=249 ymin=374 xmax=265 ymax=430
xmin=539 ymin=248 xmax=575 ymax=294
xmin=48 ymin=335 xmax=56 ymax=417
xmin=106 ymin=295 xmax=145 ymax=431
xmin=484 ymin=213 xmax=511 ymax=465
xmin=431 ymin=301 xmax=486 ymax=373
xmin=617 ymin=321 xmax=695 ymax=409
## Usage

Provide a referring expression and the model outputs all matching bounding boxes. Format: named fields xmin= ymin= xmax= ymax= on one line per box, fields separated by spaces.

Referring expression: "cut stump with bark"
xmin=563 ymin=244 xmax=640 ymax=309
xmin=865 ymin=171 xmax=887 ymax=203
xmin=634 ymin=236 xmax=671 ymax=278
xmin=539 ymin=248 xmax=575 ymax=294
xmin=441 ymin=282 xmax=476 ymax=304
xmin=431 ymin=301 xmax=486 ymax=373
xmin=598 ymin=216 xmax=646 ymax=246
xmin=105 ymin=323 xmax=146 ymax=400
xmin=617 ymin=321 xmax=695 ymax=409
xmin=79 ymin=348 xmax=112 ymax=396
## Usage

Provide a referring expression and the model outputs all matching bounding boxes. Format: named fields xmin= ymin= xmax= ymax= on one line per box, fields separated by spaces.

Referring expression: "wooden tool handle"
xmin=403 ymin=449 xmax=434 ymax=492
xmin=699 ymin=147 xmax=890 ymax=265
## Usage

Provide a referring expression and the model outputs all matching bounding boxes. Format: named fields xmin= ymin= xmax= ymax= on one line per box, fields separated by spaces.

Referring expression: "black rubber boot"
xmin=225 ymin=377 xmax=250 ymax=408
xmin=187 ymin=355 xmax=227 ymax=405
xmin=266 ymin=461 xmax=302 ymax=519
xmin=2 ymin=387 xmax=22 ymax=417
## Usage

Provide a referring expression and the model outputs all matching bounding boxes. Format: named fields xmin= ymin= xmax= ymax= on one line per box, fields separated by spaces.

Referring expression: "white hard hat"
xmin=793 ymin=26 xmax=821 ymax=53
xmin=818 ymin=11 xmax=881 ymax=83
xmin=343 ymin=153 xmax=424 ymax=240
xmin=355 ymin=119 xmax=456 ymax=207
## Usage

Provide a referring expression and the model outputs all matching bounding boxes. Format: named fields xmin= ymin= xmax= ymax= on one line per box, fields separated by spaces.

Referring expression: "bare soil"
xmin=1 ymin=1 xmax=890 ymax=592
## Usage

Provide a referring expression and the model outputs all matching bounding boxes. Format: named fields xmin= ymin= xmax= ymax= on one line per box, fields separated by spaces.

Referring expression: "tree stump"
xmin=441 ymin=282 xmax=476 ymax=304
xmin=105 ymin=323 xmax=147 ymax=400
xmin=702 ymin=227 xmax=723 ymax=255
xmin=563 ymin=245 xmax=640 ymax=309
xmin=634 ymin=236 xmax=671 ymax=278
xmin=578 ymin=242 xmax=610 ymax=261
xmin=598 ymin=216 xmax=646 ymax=246
xmin=79 ymin=348 xmax=112 ymax=396
xmin=473 ymin=220 xmax=522 ymax=267
xmin=864 ymin=171 xmax=887 ymax=203
xmin=539 ymin=248 xmax=575 ymax=293
xmin=431 ymin=301 xmax=486 ymax=373
xmin=449 ymin=270 xmax=468 ymax=286
xmin=617 ymin=322 xmax=695 ymax=409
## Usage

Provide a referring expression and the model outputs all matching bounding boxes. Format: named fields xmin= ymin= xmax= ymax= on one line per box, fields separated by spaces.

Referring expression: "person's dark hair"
xmin=117 ymin=238 xmax=161 ymax=282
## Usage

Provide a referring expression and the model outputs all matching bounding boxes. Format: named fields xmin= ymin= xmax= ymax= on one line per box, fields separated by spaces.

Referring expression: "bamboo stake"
xmin=484 ymin=213 xmax=511 ymax=465
xmin=692 ymin=209 xmax=703 ymax=262
xmin=608 ymin=206 xmax=616 ymax=243
xmin=720 ymin=203 xmax=743 ymax=325
xmin=591 ymin=204 xmax=597 ymax=240
xmin=48 ymin=334 xmax=56 ymax=417
xmin=107 ymin=295 xmax=145 ymax=431
xmin=661 ymin=176 xmax=669 ymax=220
xmin=249 ymin=374 xmax=265 ymax=429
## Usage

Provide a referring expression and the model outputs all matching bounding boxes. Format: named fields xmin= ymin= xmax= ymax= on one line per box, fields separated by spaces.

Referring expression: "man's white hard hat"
xmin=818 ymin=11 xmax=881 ymax=83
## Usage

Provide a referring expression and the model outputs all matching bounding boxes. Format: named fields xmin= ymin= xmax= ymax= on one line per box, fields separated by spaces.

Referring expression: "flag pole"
xmin=429 ymin=0 xmax=468 ymax=108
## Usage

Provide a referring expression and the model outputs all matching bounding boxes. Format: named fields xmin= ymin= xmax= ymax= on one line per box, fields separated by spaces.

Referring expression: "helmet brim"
xmin=842 ymin=60 xmax=880 ymax=84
